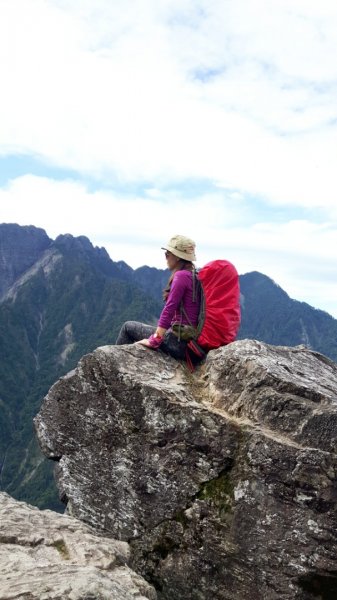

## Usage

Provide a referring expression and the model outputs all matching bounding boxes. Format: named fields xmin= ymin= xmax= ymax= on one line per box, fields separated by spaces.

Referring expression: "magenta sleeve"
xmin=158 ymin=271 xmax=188 ymax=329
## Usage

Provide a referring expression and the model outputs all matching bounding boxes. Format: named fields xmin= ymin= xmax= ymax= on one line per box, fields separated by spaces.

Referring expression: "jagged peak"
xmin=0 ymin=222 xmax=51 ymax=239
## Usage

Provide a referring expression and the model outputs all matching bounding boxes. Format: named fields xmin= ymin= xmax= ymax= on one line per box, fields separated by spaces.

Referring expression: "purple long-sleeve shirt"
xmin=158 ymin=270 xmax=200 ymax=330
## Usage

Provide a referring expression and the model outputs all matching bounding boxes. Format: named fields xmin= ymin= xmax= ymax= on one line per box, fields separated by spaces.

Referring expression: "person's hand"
xmin=136 ymin=338 xmax=152 ymax=347
xmin=136 ymin=334 xmax=163 ymax=349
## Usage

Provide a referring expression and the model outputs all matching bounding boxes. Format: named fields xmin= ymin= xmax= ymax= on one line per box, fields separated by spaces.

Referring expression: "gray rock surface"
xmin=35 ymin=340 xmax=337 ymax=599
xmin=0 ymin=492 xmax=156 ymax=600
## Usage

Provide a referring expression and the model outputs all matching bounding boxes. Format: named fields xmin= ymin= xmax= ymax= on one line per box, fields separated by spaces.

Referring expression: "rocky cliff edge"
xmin=34 ymin=340 xmax=337 ymax=600
xmin=0 ymin=491 xmax=156 ymax=599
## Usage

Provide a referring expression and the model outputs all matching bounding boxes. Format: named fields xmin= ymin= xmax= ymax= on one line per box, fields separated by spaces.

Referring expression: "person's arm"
xmin=157 ymin=272 xmax=187 ymax=328
xmin=137 ymin=272 xmax=188 ymax=348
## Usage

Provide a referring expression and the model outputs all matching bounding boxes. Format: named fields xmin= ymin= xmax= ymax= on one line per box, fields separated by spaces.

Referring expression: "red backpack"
xmin=196 ymin=259 xmax=241 ymax=351
xmin=185 ymin=260 xmax=241 ymax=367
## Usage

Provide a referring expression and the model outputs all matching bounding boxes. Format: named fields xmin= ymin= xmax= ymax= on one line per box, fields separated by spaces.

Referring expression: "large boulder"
xmin=0 ymin=492 xmax=156 ymax=599
xmin=35 ymin=340 xmax=337 ymax=599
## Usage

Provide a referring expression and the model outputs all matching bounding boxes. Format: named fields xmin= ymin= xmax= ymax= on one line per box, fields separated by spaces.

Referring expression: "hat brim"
xmin=161 ymin=245 xmax=196 ymax=261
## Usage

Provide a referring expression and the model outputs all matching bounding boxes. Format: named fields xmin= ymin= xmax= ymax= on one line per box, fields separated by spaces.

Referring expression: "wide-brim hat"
xmin=161 ymin=235 xmax=196 ymax=261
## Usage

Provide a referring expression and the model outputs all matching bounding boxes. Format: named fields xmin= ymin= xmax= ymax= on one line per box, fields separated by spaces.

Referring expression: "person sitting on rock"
xmin=115 ymin=235 xmax=202 ymax=362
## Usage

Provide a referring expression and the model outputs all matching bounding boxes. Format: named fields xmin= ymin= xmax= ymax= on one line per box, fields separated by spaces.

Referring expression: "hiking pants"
xmin=115 ymin=320 xmax=187 ymax=360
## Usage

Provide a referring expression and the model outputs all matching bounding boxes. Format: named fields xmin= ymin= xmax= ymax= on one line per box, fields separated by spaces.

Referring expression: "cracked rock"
xmin=0 ymin=492 xmax=156 ymax=600
xmin=35 ymin=340 xmax=337 ymax=599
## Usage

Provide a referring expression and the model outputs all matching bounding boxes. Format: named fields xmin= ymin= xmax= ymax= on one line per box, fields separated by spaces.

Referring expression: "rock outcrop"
xmin=35 ymin=340 xmax=337 ymax=599
xmin=0 ymin=492 xmax=156 ymax=599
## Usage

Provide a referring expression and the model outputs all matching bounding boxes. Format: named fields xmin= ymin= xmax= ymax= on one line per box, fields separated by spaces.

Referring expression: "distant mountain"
xmin=238 ymin=271 xmax=337 ymax=362
xmin=0 ymin=224 xmax=161 ymax=510
xmin=134 ymin=265 xmax=169 ymax=304
xmin=0 ymin=223 xmax=51 ymax=297
xmin=0 ymin=223 xmax=336 ymax=512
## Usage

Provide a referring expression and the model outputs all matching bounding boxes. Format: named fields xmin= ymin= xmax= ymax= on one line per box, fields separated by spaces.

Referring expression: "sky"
xmin=0 ymin=0 xmax=337 ymax=317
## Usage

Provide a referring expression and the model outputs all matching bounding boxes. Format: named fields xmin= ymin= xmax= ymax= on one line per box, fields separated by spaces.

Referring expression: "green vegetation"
xmin=197 ymin=471 xmax=234 ymax=518
xmin=51 ymin=539 xmax=70 ymax=560
xmin=0 ymin=233 xmax=161 ymax=510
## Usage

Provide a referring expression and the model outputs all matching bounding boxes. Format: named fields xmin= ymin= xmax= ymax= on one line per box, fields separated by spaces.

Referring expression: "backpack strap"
xmin=179 ymin=270 xmax=202 ymax=324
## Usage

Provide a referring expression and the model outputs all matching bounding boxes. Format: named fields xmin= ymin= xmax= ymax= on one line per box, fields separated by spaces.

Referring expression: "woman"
xmin=115 ymin=235 xmax=201 ymax=361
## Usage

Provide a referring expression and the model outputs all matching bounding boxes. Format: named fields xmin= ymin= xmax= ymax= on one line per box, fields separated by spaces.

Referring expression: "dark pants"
xmin=115 ymin=320 xmax=187 ymax=360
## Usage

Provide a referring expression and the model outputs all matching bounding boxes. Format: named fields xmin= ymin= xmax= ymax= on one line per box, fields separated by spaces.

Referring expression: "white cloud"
xmin=0 ymin=174 xmax=243 ymax=243
xmin=1 ymin=0 xmax=337 ymax=214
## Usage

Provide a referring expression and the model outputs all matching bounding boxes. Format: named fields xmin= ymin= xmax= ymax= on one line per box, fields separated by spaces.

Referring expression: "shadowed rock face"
xmin=0 ymin=492 xmax=156 ymax=600
xmin=35 ymin=340 xmax=337 ymax=600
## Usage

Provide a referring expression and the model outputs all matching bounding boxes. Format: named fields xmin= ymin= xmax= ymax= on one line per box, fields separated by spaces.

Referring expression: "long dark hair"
xmin=163 ymin=259 xmax=194 ymax=301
